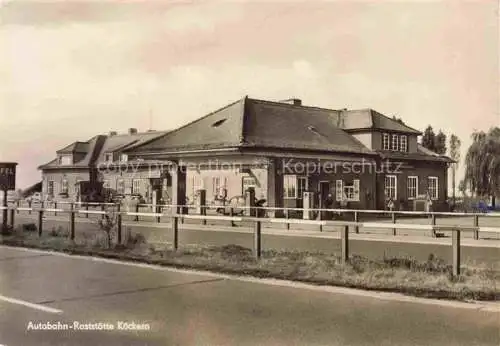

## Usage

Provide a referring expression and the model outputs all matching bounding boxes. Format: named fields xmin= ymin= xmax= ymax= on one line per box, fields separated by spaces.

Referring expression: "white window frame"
xmin=392 ymin=134 xmax=400 ymax=151
xmin=400 ymin=135 xmax=408 ymax=152
xmin=335 ymin=180 xmax=343 ymax=201
xmin=337 ymin=179 xmax=360 ymax=202
xmin=104 ymin=153 xmax=113 ymax=162
xmin=407 ymin=176 xmax=418 ymax=200
xmin=119 ymin=154 xmax=128 ymax=162
xmin=385 ymin=175 xmax=397 ymax=200
xmin=47 ymin=180 xmax=54 ymax=196
xmin=102 ymin=180 xmax=110 ymax=189
xmin=59 ymin=155 xmax=73 ymax=165
xmin=212 ymin=176 xmax=227 ymax=197
xmin=383 ymin=133 xmax=390 ymax=150
xmin=428 ymin=177 xmax=439 ymax=200
xmin=116 ymin=179 xmax=125 ymax=194
xmin=297 ymin=176 xmax=308 ymax=199
xmin=61 ymin=178 xmax=69 ymax=194
xmin=284 ymin=175 xmax=298 ymax=199
xmin=132 ymin=179 xmax=142 ymax=194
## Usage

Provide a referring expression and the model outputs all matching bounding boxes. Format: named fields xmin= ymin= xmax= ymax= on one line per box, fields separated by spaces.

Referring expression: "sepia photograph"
xmin=0 ymin=0 xmax=499 ymax=345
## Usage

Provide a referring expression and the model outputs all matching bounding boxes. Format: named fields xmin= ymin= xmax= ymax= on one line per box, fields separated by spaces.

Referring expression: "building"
xmin=38 ymin=129 xmax=168 ymax=203
xmin=39 ymin=97 xmax=453 ymax=213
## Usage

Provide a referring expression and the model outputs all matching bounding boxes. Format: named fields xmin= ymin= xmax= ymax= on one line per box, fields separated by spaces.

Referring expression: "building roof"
xmin=339 ymin=109 xmax=422 ymax=134
xmin=96 ymin=130 xmax=168 ymax=163
xmin=377 ymin=143 xmax=454 ymax=163
xmin=39 ymin=130 xmax=168 ymax=170
xmin=127 ymin=97 xmax=379 ymax=156
xmin=56 ymin=141 xmax=89 ymax=154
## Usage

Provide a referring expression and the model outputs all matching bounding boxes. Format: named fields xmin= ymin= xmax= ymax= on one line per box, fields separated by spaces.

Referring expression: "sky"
xmin=0 ymin=0 xmax=499 ymax=189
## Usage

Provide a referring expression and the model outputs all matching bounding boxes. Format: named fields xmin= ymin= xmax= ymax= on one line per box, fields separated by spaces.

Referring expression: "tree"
xmin=463 ymin=127 xmax=500 ymax=207
xmin=458 ymin=179 xmax=467 ymax=197
xmin=448 ymin=134 xmax=461 ymax=203
xmin=434 ymin=130 xmax=447 ymax=155
xmin=421 ymin=126 xmax=436 ymax=152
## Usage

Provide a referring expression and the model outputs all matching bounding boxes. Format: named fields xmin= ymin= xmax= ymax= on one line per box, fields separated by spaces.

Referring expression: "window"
xmin=392 ymin=134 xmax=400 ymax=151
xmin=116 ymin=179 xmax=125 ymax=194
xmin=104 ymin=153 xmax=113 ymax=162
xmin=102 ymin=180 xmax=110 ymax=188
xmin=47 ymin=181 xmax=54 ymax=196
xmin=428 ymin=177 xmax=438 ymax=200
xmin=212 ymin=176 xmax=227 ymax=197
xmin=119 ymin=154 xmax=128 ymax=162
xmin=400 ymin=135 xmax=408 ymax=152
xmin=407 ymin=176 xmax=418 ymax=199
xmin=284 ymin=175 xmax=297 ymax=199
xmin=61 ymin=178 xmax=68 ymax=194
xmin=383 ymin=133 xmax=390 ymax=150
xmin=335 ymin=180 xmax=343 ymax=201
xmin=336 ymin=179 xmax=360 ymax=201
xmin=59 ymin=155 xmax=73 ymax=165
xmin=385 ymin=175 xmax=397 ymax=200
xmin=132 ymin=179 xmax=142 ymax=194
xmin=297 ymin=177 xmax=308 ymax=198
xmin=191 ymin=175 xmax=204 ymax=197
xmin=242 ymin=176 xmax=257 ymax=193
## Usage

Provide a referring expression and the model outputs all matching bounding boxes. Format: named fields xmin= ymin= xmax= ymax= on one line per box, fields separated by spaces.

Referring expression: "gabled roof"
xmin=38 ymin=135 xmax=106 ymax=170
xmin=339 ymin=109 xmax=422 ymax=134
xmin=96 ymin=130 xmax=168 ymax=163
xmin=56 ymin=141 xmax=89 ymax=154
xmin=128 ymin=97 xmax=375 ymax=156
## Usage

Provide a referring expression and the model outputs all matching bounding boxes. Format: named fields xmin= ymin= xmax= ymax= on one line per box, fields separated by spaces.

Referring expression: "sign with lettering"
xmin=0 ymin=162 xmax=17 ymax=190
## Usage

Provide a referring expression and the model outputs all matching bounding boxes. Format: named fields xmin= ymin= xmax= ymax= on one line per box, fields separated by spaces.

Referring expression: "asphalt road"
xmin=10 ymin=214 xmax=500 ymax=265
xmin=0 ymin=246 xmax=499 ymax=346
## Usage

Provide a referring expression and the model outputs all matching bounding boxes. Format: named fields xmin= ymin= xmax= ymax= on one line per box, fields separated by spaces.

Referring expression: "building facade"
xmin=39 ymin=97 xmax=452 ymax=212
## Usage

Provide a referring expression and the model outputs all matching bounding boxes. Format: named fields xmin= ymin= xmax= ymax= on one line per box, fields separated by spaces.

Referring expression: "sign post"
xmin=0 ymin=162 xmax=17 ymax=230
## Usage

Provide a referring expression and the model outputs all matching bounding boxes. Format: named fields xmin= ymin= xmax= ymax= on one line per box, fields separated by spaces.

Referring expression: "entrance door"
xmin=318 ymin=181 xmax=330 ymax=209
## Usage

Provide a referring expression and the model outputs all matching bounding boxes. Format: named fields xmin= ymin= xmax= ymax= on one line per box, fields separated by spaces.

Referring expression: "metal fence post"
xmin=28 ymin=200 xmax=32 ymax=215
xmin=452 ymin=229 xmax=461 ymax=277
xmin=391 ymin=212 xmax=397 ymax=236
xmin=431 ymin=214 xmax=437 ymax=237
xmin=354 ymin=211 xmax=359 ymax=234
xmin=473 ymin=215 xmax=479 ymax=240
xmin=285 ymin=208 xmax=290 ymax=230
xmin=101 ymin=204 xmax=105 ymax=220
xmin=229 ymin=208 xmax=235 ymax=227
xmin=254 ymin=220 xmax=262 ymax=259
xmin=85 ymin=203 xmax=89 ymax=218
xmin=54 ymin=202 xmax=57 ymax=216
xmin=156 ymin=205 xmax=161 ymax=223
xmin=117 ymin=204 xmax=122 ymax=245
xmin=134 ymin=204 xmax=139 ymax=222
xmin=9 ymin=207 xmax=15 ymax=229
xmin=70 ymin=204 xmax=75 ymax=241
xmin=38 ymin=210 xmax=43 ymax=237
xmin=172 ymin=215 xmax=179 ymax=250
xmin=16 ymin=200 xmax=20 ymax=214
xmin=341 ymin=224 xmax=349 ymax=264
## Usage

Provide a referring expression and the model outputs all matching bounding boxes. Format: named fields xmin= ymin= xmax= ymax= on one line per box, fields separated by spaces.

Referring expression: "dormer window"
xmin=105 ymin=153 xmax=113 ymax=163
xmin=120 ymin=154 xmax=128 ymax=162
xmin=59 ymin=155 xmax=73 ymax=165
xmin=383 ymin=133 xmax=408 ymax=152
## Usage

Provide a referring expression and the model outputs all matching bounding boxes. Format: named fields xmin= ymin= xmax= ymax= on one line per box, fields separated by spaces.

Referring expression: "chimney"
xmin=279 ymin=98 xmax=302 ymax=106
xmin=109 ymin=131 xmax=117 ymax=136
xmin=128 ymin=128 xmax=138 ymax=135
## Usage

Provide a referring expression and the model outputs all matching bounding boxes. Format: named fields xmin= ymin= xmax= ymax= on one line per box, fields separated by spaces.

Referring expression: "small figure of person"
xmin=387 ymin=197 xmax=395 ymax=211
xmin=324 ymin=193 xmax=334 ymax=220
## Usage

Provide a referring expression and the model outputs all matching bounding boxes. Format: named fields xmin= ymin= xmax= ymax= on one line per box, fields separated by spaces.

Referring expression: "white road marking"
xmin=0 ymin=294 xmax=62 ymax=314
xmin=1 ymin=245 xmax=498 ymax=312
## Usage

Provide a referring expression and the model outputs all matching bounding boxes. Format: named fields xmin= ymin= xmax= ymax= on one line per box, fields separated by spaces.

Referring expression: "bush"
xmin=0 ymin=224 xmax=13 ymax=236
xmin=49 ymin=226 xmax=68 ymax=238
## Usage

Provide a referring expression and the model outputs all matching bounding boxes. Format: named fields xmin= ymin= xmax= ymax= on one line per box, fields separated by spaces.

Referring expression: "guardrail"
xmin=2 ymin=204 xmax=499 ymax=277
